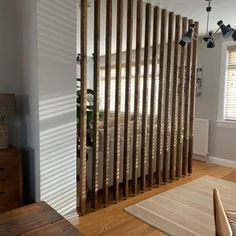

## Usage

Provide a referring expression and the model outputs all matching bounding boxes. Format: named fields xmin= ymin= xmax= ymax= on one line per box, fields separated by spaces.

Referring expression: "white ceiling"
xmin=148 ymin=0 xmax=236 ymax=35
xmin=77 ymin=0 xmax=236 ymax=55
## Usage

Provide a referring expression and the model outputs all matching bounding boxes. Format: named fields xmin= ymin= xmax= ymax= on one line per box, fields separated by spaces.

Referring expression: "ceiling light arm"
xmin=213 ymin=26 xmax=221 ymax=36
xmin=214 ymin=32 xmax=223 ymax=41
xmin=193 ymin=31 xmax=203 ymax=42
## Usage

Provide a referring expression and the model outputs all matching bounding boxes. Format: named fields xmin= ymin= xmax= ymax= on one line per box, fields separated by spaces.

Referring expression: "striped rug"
xmin=125 ymin=176 xmax=236 ymax=236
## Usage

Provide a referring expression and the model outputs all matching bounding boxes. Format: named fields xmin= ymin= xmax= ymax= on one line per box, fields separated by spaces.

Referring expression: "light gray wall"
xmin=0 ymin=0 xmax=22 ymax=147
xmin=37 ymin=0 xmax=77 ymax=216
xmin=0 ymin=0 xmax=78 ymax=216
xmin=16 ymin=0 xmax=40 ymax=202
xmin=0 ymin=0 xmax=39 ymax=203
xmin=196 ymin=40 xmax=236 ymax=161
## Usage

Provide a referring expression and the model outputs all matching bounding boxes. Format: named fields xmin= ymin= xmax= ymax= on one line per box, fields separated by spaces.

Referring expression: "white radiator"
xmin=193 ymin=118 xmax=209 ymax=157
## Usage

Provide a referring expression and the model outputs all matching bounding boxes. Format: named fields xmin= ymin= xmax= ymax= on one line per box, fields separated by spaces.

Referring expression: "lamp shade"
xmin=0 ymin=94 xmax=16 ymax=118
xmin=179 ymin=40 xmax=187 ymax=47
xmin=207 ymin=40 xmax=215 ymax=48
xmin=227 ymin=24 xmax=236 ymax=41
xmin=179 ymin=24 xmax=195 ymax=47
xmin=233 ymin=29 xmax=236 ymax=41
xmin=217 ymin=20 xmax=233 ymax=39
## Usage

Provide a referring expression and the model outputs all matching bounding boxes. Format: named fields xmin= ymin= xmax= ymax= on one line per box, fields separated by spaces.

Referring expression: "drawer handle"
xmin=0 ymin=192 xmax=5 ymax=195
xmin=0 ymin=168 xmax=4 ymax=171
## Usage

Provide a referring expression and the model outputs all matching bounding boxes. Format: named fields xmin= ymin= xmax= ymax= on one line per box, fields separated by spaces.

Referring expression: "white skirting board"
xmin=208 ymin=156 xmax=236 ymax=169
xmin=193 ymin=155 xmax=236 ymax=169
xmin=193 ymin=154 xmax=209 ymax=163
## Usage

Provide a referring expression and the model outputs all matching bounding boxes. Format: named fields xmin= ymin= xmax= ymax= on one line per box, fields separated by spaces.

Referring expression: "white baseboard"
xmin=209 ymin=156 xmax=236 ymax=169
xmin=193 ymin=154 xmax=209 ymax=163
xmin=193 ymin=154 xmax=236 ymax=169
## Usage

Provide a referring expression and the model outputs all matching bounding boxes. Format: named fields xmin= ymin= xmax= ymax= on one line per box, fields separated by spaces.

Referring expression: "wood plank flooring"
xmin=76 ymin=160 xmax=236 ymax=236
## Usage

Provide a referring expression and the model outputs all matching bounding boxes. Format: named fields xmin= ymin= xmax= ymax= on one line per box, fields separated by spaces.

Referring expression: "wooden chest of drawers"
xmin=0 ymin=147 xmax=23 ymax=213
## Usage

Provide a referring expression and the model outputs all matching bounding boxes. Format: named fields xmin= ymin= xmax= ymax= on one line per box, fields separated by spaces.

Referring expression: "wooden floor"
xmin=76 ymin=160 xmax=236 ymax=236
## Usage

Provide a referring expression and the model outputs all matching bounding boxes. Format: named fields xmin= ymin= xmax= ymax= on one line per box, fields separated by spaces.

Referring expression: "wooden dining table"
xmin=0 ymin=201 xmax=83 ymax=236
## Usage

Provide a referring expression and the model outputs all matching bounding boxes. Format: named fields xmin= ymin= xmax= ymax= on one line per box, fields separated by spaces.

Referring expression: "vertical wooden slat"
xmin=155 ymin=9 xmax=167 ymax=186
xmin=132 ymin=0 xmax=143 ymax=195
xmin=176 ymin=17 xmax=187 ymax=179
xmin=114 ymin=0 xmax=123 ymax=203
xmin=163 ymin=12 xmax=174 ymax=183
xmin=188 ymin=22 xmax=199 ymax=174
xmin=92 ymin=0 xmax=100 ymax=210
xmin=103 ymin=0 xmax=112 ymax=207
xmin=182 ymin=19 xmax=193 ymax=176
xmin=148 ymin=6 xmax=160 ymax=188
xmin=123 ymin=0 xmax=134 ymax=199
xmin=169 ymin=15 xmax=181 ymax=181
xmin=140 ymin=3 xmax=151 ymax=193
xmin=79 ymin=0 xmax=87 ymax=216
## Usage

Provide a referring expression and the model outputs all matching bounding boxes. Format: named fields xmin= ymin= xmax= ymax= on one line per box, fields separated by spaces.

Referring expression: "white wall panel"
xmin=37 ymin=0 xmax=77 ymax=216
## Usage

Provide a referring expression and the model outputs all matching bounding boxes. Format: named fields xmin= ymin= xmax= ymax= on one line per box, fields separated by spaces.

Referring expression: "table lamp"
xmin=0 ymin=94 xmax=16 ymax=149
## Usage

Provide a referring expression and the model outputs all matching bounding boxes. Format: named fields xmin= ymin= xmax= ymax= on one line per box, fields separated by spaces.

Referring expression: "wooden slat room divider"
xmin=79 ymin=0 xmax=87 ymax=216
xmin=182 ymin=19 xmax=194 ymax=176
xmin=114 ymin=0 xmax=124 ymax=203
xmin=188 ymin=22 xmax=199 ymax=174
xmin=92 ymin=0 xmax=100 ymax=210
xmin=163 ymin=11 xmax=174 ymax=183
xmin=123 ymin=0 xmax=134 ymax=199
xmin=79 ymin=0 xmax=199 ymax=215
xmin=176 ymin=17 xmax=187 ymax=179
xmin=156 ymin=9 xmax=167 ymax=186
xmin=148 ymin=6 xmax=160 ymax=189
xmin=132 ymin=0 xmax=143 ymax=196
xmin=103 ymin=0 xmax=112 ymax=207
xmin=140 ymin=3 xmax=151 ymax=193
xmin=170 ymin=15 xmax=181 ymax=181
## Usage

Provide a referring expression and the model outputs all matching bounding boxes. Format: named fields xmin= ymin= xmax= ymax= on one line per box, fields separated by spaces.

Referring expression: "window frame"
xmin=99 ymin=63 xmax=159 ymax=114
xmin=217 ymin=41 xmax=236 ymax=128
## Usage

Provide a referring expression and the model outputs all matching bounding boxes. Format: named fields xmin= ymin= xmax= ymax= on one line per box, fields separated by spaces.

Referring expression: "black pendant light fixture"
xmin=206 ymin=31 xmax=215 ymax=48
xmin=217 ymin=20 xmax=233 ymax=39
xmin=227 ymin=25 xmax=236 ymax=41
xmin=179 ymin=24 xmax=195 ymax=47
xmin=179 ymin=0 xmax=236 ymax=48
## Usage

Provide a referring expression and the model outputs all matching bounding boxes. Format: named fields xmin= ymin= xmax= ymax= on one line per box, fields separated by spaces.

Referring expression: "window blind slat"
xmin=225 ymin=48 xmax=236 ymax=121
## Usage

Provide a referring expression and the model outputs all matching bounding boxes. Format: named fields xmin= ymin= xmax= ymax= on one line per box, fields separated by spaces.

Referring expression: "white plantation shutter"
xmin=225 ymin=46 xmax=236 ymax=121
